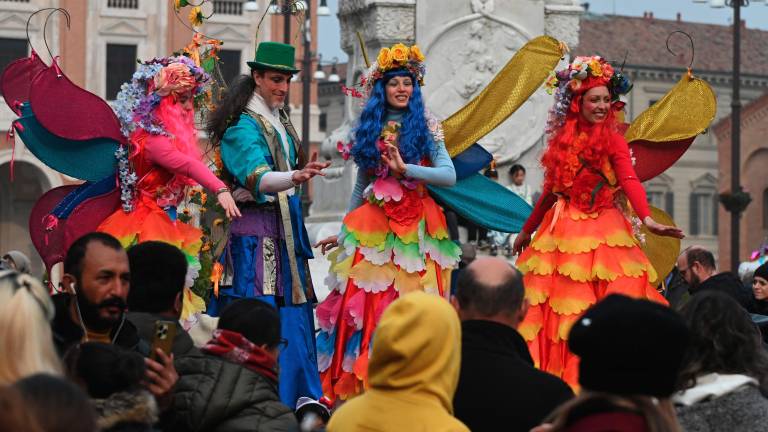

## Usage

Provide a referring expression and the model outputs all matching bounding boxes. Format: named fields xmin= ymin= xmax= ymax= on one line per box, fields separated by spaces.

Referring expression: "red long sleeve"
xmin=521 ymin=189 xmax=557 ymax=234
xmin=144 ymin=135 xmax=226 ymax=193
xmin=610 ymin=134 xmax=651 ymax=220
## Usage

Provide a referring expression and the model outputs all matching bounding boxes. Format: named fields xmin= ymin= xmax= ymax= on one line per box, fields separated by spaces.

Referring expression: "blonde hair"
xmin=0 ymin=271 xmax=63 ymax=384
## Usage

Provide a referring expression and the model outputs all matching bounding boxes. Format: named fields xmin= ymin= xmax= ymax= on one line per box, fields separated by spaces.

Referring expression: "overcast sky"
xmin=318 ymin=0 xmax=768 ymax=64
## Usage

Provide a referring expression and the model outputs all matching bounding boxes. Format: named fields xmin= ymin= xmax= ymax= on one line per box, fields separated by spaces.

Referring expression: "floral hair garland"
xmin=113 ymin=56 xmax=209 ymax=137
xmin=343 ymin=43 xmax=426 ymax=99
xmin=543 ymin=55 xmax=632 ymax=134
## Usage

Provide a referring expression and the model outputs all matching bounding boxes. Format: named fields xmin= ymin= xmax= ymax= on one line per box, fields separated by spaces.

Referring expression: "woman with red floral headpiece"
xmin=512 ymin=56 xmax=684 ymax=388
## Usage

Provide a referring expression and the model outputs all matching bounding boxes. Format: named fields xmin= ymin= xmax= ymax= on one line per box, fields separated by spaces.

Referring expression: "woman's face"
xmin=753 ymin=275 xmax=768 ymax=300
xmin=580 ymin=86 xmax=611 ymax=124
xmin=385 ymin=75 xmax=413 ymax=109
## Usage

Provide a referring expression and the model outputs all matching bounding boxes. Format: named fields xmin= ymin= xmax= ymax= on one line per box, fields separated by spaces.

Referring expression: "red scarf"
xmin=202 ymin=329 xmax=278 ymax=382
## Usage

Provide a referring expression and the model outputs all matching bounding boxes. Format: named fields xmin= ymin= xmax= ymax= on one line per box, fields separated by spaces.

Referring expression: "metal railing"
xmin=107 ymin=0 xmax=139 ymax=9
xmin=213 ymin=0 xmax=243 ymax=15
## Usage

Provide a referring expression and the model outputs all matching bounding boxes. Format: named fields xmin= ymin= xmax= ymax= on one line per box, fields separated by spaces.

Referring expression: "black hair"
xmin=677 ymin=290 xmax=768 ymax=391
xmin=206 ymin=74 xmax=257 ymax=146
xmin=15 ymin=373 xmax=97 ymax=432
xmin=684 ymin=247 xmax=716 ymax=271
xmin=455 ymin=263 xmax=525 ymax=317
xmin=127 ymin=241 xmax=187 ymax=314
xmin=509 ymin=164 xmax=526 ymax=176
xmin=63 ymin=342 xmax=146 ymax=399
xmin=63 ymin=232 xmax=124 ymax=281
xmin=218 ymin=299 xmax=281 ymax=348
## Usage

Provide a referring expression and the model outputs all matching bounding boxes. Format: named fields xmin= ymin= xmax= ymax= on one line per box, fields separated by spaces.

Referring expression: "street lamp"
xmin=328 ymin=58 xmax=340 ymax=82
xmin=313 ymin=54 xmax=327 ymax=80
xmin=244 ymin=0 xmax=260 ymax=12
xmin=693 ymin=0 xmax=762 ymax=270
xmin=317 ymin=0 xmax=331 ymax=16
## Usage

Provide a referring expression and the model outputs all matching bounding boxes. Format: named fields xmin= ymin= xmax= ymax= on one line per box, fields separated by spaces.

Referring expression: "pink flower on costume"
xmin=154 ymin=63 xmax=197 ymax=97
xmin=337 ymin=140 xmax=352 ymax=160
xmin=373 ymin=176 xmax=403 ymax=202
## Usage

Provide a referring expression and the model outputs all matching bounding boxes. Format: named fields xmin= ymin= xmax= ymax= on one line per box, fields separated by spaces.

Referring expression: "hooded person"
xmin=327 ymin=292 xmax=468 ymax=432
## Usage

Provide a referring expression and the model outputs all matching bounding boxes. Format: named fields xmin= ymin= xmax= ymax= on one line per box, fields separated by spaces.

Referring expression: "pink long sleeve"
xmin=610 ymin=134 xmax=651 ymax=220
xmin=144 ymin=135 xmax=226 ymax=193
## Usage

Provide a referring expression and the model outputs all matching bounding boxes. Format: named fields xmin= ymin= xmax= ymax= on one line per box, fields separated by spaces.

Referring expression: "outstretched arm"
xmin=144 ymin=135 xmax=226 ymax=193
xmin=611 ymin=134 xmax=683 ymax=238
xmin=144 ymin=135 xmax=240 ymax=218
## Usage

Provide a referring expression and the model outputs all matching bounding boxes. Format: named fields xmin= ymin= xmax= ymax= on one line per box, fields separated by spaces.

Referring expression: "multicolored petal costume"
xmin=317 ymin=113 xmax=460 ymax=400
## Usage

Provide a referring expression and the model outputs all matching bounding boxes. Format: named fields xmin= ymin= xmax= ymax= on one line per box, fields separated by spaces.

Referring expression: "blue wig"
xmin=351 ymin=69 xmax=435 ymax=172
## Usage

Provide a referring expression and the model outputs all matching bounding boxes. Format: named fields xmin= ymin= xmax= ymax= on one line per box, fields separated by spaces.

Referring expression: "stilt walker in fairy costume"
xmin=314 ymin=43 xmax=462 ymax=400
xmin=99 ymin=56 xmax=240 ymax=282
xmin=512 ymin=54 xmax=715 ymax=388
xmin=205 ymin=41 xmax=329 ymax=408
xmin=2 ymin=8 xmax=238 ymax=295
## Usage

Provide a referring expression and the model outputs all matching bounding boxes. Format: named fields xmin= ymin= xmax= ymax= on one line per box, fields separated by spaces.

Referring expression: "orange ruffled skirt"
xmin=516 ymin=198 xmax=666 ymax=388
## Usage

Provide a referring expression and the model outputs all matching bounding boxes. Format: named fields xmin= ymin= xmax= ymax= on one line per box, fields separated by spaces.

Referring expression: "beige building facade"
xmin=0 ymin=0 xmax=324 ymax=276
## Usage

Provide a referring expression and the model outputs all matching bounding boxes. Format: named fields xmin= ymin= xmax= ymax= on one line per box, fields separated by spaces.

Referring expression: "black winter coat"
xmin=453 ymin=320 xmax=573 ymax=432
xmin=171 ymin=353 xmax=298 ymax=432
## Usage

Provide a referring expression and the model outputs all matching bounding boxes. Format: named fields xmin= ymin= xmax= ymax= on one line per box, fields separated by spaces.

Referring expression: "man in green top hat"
xmin=205 ymin=41 xmax=329 ymax=409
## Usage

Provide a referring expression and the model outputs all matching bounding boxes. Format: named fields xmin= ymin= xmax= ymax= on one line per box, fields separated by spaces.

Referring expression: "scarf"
xmin=202 ymin=329 xmax=278 ymax=382
xmin=245 ymin=92 xmax=289 ymax=160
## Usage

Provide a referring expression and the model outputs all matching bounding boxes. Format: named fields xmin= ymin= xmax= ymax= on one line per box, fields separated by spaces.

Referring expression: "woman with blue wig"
xmin=314 ymin=43 xmax=460 ymax=401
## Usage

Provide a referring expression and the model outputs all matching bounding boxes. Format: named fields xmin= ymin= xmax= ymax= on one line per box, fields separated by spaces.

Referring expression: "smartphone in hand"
xmin=150 ymin=320 xmax=177 ymax=361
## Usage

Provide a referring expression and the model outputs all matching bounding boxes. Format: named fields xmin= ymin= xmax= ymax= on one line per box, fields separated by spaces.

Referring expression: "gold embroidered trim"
xmin=246 ymin=165 xmax=271 ymax=193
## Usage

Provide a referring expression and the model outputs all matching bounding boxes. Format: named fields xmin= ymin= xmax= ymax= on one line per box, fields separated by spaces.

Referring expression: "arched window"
xmin=689 ymin=174 xmax=718 ymax=236
xmin=644 ymin=174 xmax=674 ymax=217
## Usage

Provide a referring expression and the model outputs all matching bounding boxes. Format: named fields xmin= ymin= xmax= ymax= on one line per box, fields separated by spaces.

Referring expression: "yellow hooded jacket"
xmin=327 ymin=292 xmax=469 ymax=432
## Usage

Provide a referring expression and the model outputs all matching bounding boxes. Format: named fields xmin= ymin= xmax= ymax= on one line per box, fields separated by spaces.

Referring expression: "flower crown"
xmin=114 ymin=55 xmax=210 ymax=137
xmin=350 ymin=43 xmax=426 ymax=98
xmin=544 ymin=55 xmax=632 ymax=133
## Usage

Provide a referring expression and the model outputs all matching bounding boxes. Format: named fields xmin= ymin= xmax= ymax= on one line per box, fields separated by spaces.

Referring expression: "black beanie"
xmin=754 ymin=262 xmax=768 ymax=282
xmin=568 ymin=294 xmax=689 ymax=398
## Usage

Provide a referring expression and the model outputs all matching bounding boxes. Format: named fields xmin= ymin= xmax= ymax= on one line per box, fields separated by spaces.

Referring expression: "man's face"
xmin=73 ymin=242 xmax=130 ymax=331
xmin=253 ymin=70 xmax=292 ymax=110
xmin=677 ymin=255 xmax=701 ymax=290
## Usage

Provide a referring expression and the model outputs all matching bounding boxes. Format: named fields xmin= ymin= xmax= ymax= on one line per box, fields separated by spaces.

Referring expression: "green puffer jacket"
xmin=171 ymin=354 xmax=299 ymax=432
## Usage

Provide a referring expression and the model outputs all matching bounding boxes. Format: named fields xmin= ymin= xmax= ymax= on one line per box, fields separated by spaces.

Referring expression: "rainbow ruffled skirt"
xmin=98 ymin=194 xmax=203 ymax=287
xmin=316 ymin=189 xmax=460 ymax=401
xmin=516 ymin=198 xmax=666 ymax=388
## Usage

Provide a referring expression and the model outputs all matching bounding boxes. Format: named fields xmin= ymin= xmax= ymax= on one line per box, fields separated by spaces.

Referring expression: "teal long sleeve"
xmin=404 ymin=142 xmax=456 ymax=186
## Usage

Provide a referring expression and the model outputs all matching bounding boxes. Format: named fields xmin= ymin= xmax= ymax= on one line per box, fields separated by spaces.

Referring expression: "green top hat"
xmin=247 ymin=42 xmax=300 ymax=74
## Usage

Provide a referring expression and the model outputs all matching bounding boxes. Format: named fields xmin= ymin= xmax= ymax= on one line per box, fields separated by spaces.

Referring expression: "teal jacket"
xmin=220 ymin=113 xmax=297 ymax=204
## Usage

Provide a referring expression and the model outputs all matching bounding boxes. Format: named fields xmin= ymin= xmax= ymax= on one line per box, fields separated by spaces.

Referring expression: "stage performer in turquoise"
xmin=206 ymin=41 xmax=330 ymax=408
